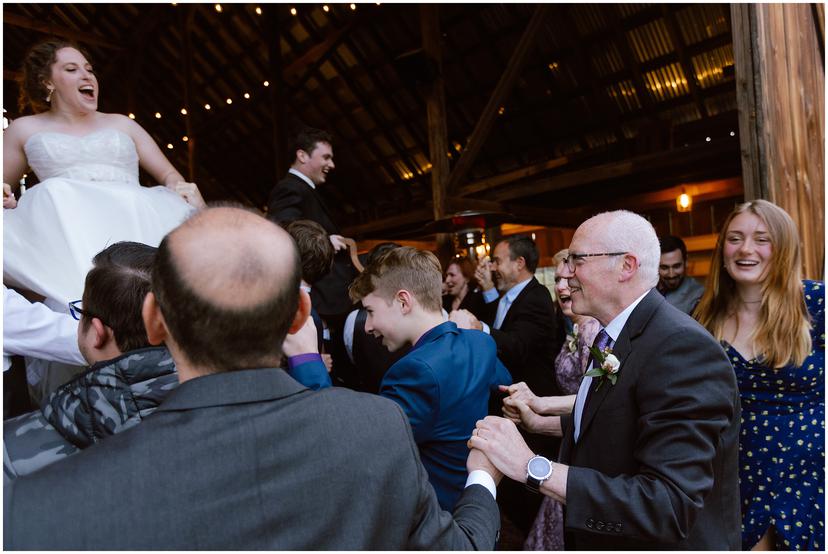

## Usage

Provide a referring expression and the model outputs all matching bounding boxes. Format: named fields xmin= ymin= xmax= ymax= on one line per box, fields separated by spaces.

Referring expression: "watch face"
xmin=528 ymin=456 xmax=551 ymax=479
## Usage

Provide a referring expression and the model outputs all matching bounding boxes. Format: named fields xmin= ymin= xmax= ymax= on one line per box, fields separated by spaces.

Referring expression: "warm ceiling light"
xmin=676 ymin=189 xmax=693 ymax=213
xmin=290 ymin=7 xmax=297 ymax=15
xmin=204 ymin=103 xmax=211 ymax=110
xmin=226 ymin=98 xmax=232 ymax=104
xmin=497 ymin=106 xmax=505 ymax=115
xmin=350 ymin=3 xmax=356 ymax=9
xmin=263 ymin=80 xmax=270 ymax=87
xmin=155 ymin=112 xmax=162 ymax=119
xmin=167 ymin=143 xmax=174 ymax=150
xmin=180 ymin=108 xmax=187 ymax=115
xmin=128 ymin=113 xmax=136 ymax=119
xmin=215 ymin=4 xmax=222 ymax=12
xmin=244 ymin=93 xmax=250 ymax=99
xmin=182 ymin=136 xmax=189 ymax=142
xmin=255 ymin=6 xmax=262 ymax=15
xmin=705 ymin=136 xmax=711 ymax=142
xmin=323 ymin=5 xmax=329 ymax=12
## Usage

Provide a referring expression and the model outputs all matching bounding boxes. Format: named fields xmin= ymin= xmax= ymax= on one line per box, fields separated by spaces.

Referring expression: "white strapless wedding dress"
xmin=3 ymin=129 xmax=194 ymax=309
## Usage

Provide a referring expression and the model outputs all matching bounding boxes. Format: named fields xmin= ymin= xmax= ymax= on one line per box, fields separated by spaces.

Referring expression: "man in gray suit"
xmin=469 ymin=210 xmax=741 ymax=550
xmin=4 ymin=206 xmax=502 ymax=550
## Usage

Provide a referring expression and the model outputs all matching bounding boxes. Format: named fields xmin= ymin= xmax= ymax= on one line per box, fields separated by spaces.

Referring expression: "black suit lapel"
xmin=500 ymin=278 xmax=536 ymax=328
xmin=576 ymin=289 xmax=661 ymax=442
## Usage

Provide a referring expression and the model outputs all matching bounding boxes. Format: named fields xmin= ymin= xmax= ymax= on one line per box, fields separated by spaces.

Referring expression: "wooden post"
xmin=420 ymin=5 xmax=454 ymax=266
xmin=731 ymin=3 xmax=825 ymax=279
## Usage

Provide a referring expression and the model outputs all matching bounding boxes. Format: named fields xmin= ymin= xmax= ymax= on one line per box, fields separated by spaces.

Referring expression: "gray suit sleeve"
xmin=395 ymin=405 xmax=500 ymax=550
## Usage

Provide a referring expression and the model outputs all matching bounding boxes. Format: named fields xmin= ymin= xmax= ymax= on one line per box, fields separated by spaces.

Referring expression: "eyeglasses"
xmin=564 ymin=252 xmax=628 ymax=271
xmin=68 ymin=299 xmax=97 ymax=322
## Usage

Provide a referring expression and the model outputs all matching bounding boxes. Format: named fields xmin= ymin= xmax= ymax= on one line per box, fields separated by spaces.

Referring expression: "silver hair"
xmin=583 ymin=210 xmax=660 ymax=288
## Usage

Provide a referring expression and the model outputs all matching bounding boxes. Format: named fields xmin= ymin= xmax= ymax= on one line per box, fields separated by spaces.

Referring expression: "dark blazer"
xmin=267 ymin=172 xmax=356 ymax=315
xmin=480 ymin=278 xmax=564 ymax=398
xmin=4 ymin=368 xmax=500 ymax=550
xmin=289 ymin=321 xmax=512 ymax=511
xmin=351 ymin=307 xmax=408 ymax=393
xmin=560 ymin=289 xmax=741 ymax=550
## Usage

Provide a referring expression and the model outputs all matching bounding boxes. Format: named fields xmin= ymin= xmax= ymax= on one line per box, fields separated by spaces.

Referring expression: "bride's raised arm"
xmin=121 ymin=115 xmax=206 ymax=209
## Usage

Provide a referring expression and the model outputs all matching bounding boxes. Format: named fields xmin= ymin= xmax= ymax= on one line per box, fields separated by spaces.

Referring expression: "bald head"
xmin=576 ymin=210 xmax=660 ymax=289
xmin=153 ymin=207 xmax=303 ymax=373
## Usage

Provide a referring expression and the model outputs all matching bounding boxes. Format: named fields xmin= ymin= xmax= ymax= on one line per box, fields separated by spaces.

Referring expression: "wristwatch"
xmin=525 ymin=454 xmax=553 ymax=493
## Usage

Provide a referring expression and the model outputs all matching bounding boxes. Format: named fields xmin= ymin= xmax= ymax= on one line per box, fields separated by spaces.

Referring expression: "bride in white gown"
xmin=4 ymin=40 xmax=206 ymax=310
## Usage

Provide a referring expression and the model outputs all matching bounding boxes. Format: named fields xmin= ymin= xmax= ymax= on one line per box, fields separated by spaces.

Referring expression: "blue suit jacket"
xmin=289 ymin=321 xmax=511 ymax=510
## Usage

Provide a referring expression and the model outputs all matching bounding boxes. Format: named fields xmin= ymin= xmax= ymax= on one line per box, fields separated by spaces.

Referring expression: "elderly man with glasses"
xmin=471 ymin=210 xmax=742 ymax=550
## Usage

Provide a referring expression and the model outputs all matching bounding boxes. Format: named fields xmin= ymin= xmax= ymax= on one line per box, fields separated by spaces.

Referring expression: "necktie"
xmin=583 ymin=329 xmax=613 ymax=410
xmin=493 ymin=295 xmax=512 ymax=330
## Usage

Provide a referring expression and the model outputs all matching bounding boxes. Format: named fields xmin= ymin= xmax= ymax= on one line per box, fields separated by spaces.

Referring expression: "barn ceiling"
xmin=3 ymin=3 xmax=742 ymax=239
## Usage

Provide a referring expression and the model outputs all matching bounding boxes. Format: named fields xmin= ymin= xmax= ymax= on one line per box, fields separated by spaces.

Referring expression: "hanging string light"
xmin=128 ymin=113 xmax=136 ymax=119
xmin=290 ymin=7 xmax=297 ymax=15
xmin=255 ymin=6 xmax=262 ymax=15
xmin=215 ymin=4 xmax=222 ymax=13
xmin=155 ymin=112 xmax=162 ymax=119
xmin=180 ymin=108 xmax=187 ymax=115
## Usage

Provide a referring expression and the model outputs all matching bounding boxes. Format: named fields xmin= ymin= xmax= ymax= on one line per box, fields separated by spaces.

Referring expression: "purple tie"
xmin=584 ymin=329 xmax=613 ymax=410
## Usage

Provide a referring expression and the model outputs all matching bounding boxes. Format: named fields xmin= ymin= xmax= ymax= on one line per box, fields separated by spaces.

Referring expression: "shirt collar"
xmin=602 ymin=289 xmax=651 ymax=342
xmin=289 ymin=168 xmax=316 ymax=190
xmin=503 ymin=277 xmax=532 ymax=304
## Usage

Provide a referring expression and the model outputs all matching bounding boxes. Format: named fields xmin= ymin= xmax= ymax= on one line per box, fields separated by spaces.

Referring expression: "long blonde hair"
xmin=694 ymin=200 xmax=811 ymax=368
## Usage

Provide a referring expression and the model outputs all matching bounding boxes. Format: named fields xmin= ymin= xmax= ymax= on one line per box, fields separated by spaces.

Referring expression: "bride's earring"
xmin=46 ymin=87 xmax=54 ymax=103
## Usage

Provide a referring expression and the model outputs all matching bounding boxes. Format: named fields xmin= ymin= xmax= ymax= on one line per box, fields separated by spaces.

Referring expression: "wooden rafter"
xmin=445 ymin=5 xmax=550 ymax=194
xmin=3 ymin=12 xmax=121 ymax=49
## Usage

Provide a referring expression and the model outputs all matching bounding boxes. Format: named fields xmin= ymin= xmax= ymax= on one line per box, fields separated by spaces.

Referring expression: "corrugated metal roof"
xmin=570 ymin=5 xmax=608 ymax=36
xmin=627 ymin=18 xmax=674 ymax=63
xmin=691 ymin=45 xmax=734 ymax=89
xmin=675 ymin=4 xmax=729 ymax=45
xmin=616 ymin=4 xmax=650 ymax=19
xmin=644 ymin=63 xmax=689 ymax=101
xmin=591 ymin=43 xmax=625 ymax=77
xmin=606 ymin=80 xmax=642 ymax=113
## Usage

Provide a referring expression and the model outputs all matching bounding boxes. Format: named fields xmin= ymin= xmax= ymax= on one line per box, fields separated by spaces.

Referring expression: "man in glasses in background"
xmin=473 ymin=210 xmax=741 ymax=550
xmin=4 ymin=241 xmax=178 ymax=481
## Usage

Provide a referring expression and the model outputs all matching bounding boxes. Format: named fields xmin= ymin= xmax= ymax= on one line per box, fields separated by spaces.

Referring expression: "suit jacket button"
xmin=596 ymin=521 xmax=605 ymax=531
xmin=615 ymin=523 xmax=623 ymax=533
xmin=586 ymin=518 xmax=595 ymax=529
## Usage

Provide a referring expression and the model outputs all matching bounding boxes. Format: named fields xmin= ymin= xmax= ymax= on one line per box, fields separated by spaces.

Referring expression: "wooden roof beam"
xmin=4 ymin=12 xmax=122 ymax=49
xmin=445 ymin=5 xmax=550 ymax=194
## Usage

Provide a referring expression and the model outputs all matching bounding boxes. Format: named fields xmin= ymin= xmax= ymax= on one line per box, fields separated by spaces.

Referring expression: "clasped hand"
xmin=169 ymin=181 xmax=206 ymax=209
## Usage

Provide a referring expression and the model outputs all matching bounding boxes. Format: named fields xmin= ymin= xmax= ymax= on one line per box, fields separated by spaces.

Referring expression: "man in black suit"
xmin=267 ymin=127 xmax=358 ymax=386
xmin=469 ymin=210 xmax=741 ymax=550
xmin=4 ymin=206 xmax=503 ymax=550
xmin=450 ymin=235 xmax=564 ymax=537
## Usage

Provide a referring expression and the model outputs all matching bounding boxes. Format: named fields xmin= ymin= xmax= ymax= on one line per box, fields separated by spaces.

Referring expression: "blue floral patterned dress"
xmin=724 ymin=280 xmax=824 ymax=550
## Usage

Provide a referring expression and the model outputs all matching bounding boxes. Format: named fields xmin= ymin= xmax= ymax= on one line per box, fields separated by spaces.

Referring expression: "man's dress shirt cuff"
xmin=465 ymin=470 xmax=497 ymax=499
xmin=481 ymin=322 xmax=491 ymax=335
xmin=482 ymin=288 xmax=499 ymax=304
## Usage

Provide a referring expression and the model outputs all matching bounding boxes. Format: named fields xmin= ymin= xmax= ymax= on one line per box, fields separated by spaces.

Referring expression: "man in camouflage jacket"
xmin=3 ymin=242 xmax=178 ymax=481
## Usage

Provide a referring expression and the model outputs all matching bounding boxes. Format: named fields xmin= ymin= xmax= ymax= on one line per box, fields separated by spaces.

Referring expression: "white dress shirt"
xmin=573 ymin=289 xmax=650 ymax=442
xmin=288 ymin=168 xmax=316 ymax=189
xmin=480 ymin=277 xmax=532 ymax=334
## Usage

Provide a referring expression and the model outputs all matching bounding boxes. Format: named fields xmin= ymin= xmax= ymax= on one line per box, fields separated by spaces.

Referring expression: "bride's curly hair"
xmin=18 ymin=38 xmax=90 ymax=114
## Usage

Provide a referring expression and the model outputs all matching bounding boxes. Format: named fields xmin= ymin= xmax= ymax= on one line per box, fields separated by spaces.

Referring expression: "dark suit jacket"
xmin=4 ymin=368 xmax=499 ymax=550
xmin=560 ymin=289 xmax=741 ymax=550
xmin=267 ymin=172 xmax=356 ymax=315
xmin=480 ymin=278 xmax=564 ymax=398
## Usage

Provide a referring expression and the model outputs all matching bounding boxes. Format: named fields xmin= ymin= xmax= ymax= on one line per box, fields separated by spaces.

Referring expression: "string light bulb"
xmin=263 ymin=80 xmax=270 ymax=87
xmin=166 ymin=143 xmax=174 ymax=150
xmin=323 ymin=5 xmax=329 ymax=12
xmin=128 ymin=113 xmax=136 ymax=119
xmin=290 ymin=7 xmax=297 ymax=15
xmin=182 ymin=136 xmax=189 ymax=142
xmin=226 ymin=98 xmax=232 ymax=104
xmin=215 ymin=4 xmax=222 ymax=12
xmin=155 ymin=112 xmax=162 ymax=119
xmin=350 ymin=3 xmax=356 ymax=9
xmin=255 ymin=6 xmax=262 ymax=15
xmin=204 ymin=103 xmax=211 ymax=110
xmin=676 ymin=188 xmax=693 ymax=213
xmin=244 ymin=93 xmax=250 ymax=99
xmin=180 ymin=108 xmax=188 ymax=115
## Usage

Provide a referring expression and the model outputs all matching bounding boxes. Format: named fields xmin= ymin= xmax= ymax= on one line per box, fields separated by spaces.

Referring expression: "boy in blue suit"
xmin=285 ymin=246 xmax=511 ymax=510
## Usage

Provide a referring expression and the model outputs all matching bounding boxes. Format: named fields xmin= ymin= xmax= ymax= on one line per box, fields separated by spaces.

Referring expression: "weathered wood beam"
xmin=604 ymin=177 xmax=744 ymax=211
xmin=4 ymin=12 xmax=122 ymax=49
xmin=421 ymin=5 xmax=450 ymax=221
xmin=458 ymin=156 xmax=570 ymax=197
xmin=490 ymin=138 xmax=740 ymax=203
xmin=342 ymin=207 xmax=434 ymax=238
xmin=445 ymin=5 xmax=550 ymax=193
xmin=731 ymin=3 xmax=824 ymax=280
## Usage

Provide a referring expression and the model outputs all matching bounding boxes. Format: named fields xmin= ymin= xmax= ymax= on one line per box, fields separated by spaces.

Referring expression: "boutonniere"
xmin=585 ymin=345 xmax=621 ymax=390
xmin=565 ymin=323 xmax=579 ymax=353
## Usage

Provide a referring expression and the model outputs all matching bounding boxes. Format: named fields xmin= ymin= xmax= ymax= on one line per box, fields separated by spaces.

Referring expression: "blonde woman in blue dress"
xmin=4 ymin=39 xmax=205 ymax=310
xmin=695 ymin=200 xmax=824 ymax=550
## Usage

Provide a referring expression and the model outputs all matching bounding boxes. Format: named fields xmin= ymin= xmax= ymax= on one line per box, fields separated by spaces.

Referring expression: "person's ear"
xmin=619 ymin=254 xmax=640 ymax=282
xmin=396 ymin=290 xmax=414 ymax=315
xmin=296 ymin=149 xmax=308 ymax=165
xmin=289 ymin=289 xmax=312 ymax=333
xmin=142 ymin=292 xmax=169 ymax=345
xmin=90 ymin=318 xmax=112 ymax=349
